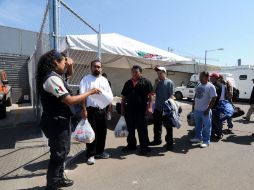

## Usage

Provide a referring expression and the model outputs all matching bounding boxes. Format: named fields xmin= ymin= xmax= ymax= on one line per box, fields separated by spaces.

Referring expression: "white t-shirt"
xmin=80 ymin=74 xmax=113 ymax=108
xmin=194 ymin=82 xmax=217 ymax=111
xmin=43 ymin=75 xmax=69 ymax=98
xmin=220 ymin=84 xmax=226 ymax=101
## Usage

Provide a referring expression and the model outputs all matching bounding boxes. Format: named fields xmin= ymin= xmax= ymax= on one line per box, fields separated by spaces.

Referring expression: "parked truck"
xmin=220 ymin=65 xmax=254 ymax=99
xmin=0 ymin=70 xmax=12 ymax=118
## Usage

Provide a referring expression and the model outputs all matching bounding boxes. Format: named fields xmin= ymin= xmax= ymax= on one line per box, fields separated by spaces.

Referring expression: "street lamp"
xmin=204 ymin=48 xmax=224 ymax=71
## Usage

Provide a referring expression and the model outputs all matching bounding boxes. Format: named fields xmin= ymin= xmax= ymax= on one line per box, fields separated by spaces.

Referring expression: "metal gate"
xmin=0 ymin=53 xmax=30 ymax=103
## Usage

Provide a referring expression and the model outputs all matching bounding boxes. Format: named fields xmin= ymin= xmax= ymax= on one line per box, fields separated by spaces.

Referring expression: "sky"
xmin=0 ymin=0 xmax=253 ymax=66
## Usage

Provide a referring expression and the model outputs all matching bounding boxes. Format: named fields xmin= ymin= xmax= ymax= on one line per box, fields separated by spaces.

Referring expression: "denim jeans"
xmin=194 ymin=110 xmax=212 ymax=144
xmin=227 ymin=117 xmax=233 ymax=128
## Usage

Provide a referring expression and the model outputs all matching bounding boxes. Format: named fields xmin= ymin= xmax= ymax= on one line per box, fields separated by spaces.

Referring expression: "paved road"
xmin=1 ymin=101 xmax=254 ymax=190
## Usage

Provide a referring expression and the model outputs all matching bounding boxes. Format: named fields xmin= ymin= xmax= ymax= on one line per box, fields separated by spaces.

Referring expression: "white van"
xmin=220 ymin=66 xmax=254 ymax=99
xmin=174 ymin=72 xmax=236 ymax=100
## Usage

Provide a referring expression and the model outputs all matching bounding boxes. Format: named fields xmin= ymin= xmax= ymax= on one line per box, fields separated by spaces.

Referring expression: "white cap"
xmin=155 ymin=66 xmax=167 ymax=73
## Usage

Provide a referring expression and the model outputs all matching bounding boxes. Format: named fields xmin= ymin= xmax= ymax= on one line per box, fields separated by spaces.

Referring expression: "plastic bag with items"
xmin=72 ymin=119 xmax=95 ymax=143
xmin=114 ymin=116 xmax=129 ymax=137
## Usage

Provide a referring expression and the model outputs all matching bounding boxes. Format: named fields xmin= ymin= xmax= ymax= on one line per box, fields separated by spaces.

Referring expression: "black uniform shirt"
xmin=121 ymin=77 xmax=153 ymax=115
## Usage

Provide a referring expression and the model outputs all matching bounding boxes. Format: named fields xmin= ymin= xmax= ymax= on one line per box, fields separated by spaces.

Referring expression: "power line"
xmin=167 ymin=47 xmax=219 ymax=61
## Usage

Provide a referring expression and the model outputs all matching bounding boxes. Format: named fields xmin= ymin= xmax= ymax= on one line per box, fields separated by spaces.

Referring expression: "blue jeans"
xmin=227 ymin=117 xmax=233 ymax=128
xmin=194 ymin=110 xmax=212 ymax=144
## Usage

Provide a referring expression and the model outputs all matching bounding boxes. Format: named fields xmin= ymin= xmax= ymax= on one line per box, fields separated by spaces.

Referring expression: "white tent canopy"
xmin=66 ymin=33 xmax=191 ymax=69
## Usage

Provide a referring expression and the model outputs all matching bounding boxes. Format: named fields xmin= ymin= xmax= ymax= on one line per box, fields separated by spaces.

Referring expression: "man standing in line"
xmin=80 ymin=60 xmax=113 ymax=165
xmin=121 ymin=65 xmax=153 ymax=155
xmin=243 ymin=79 xmax=254 ymax=122
xmin=149 ymin=67 xmax=175 ymax=150
xmin=190 ymin=71 xmax=217 ymax=148
xmin=209 ymin=73 xmax=224 ymax=139
xmin=225 ymin=78 xmax=234 ymax=131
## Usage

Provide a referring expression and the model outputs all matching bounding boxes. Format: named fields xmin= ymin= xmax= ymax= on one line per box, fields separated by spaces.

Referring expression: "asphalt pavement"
xmin=1 ymin=101 xmax=254 ymax=190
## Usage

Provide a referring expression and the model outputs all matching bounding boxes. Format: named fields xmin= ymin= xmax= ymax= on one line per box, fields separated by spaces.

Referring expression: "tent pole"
xmin=97 ymin=24 xmax=101 ymax=60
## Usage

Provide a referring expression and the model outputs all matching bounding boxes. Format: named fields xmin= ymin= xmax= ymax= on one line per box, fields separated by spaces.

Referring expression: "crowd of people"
xmin=36 ymin=50 xmax=254 ymax=190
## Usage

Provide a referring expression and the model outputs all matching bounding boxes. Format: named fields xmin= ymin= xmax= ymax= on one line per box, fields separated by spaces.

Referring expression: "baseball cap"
xmin=210 ymin=73 xmax=220 ymax=79
xmin=155 ymin=66 xmax=167 ymax=73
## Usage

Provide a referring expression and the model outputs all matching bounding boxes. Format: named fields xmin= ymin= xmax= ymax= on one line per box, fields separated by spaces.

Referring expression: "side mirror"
xmin=2 ymin=80 xmax=8 ymax=85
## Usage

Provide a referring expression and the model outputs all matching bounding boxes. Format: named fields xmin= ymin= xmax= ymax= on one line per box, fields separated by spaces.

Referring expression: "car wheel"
xmin=175 ymin=92 xmax=183 ymax=100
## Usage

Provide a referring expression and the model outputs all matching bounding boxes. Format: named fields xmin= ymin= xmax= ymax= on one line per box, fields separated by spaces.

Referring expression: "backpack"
xmin=226 ymin=81 xmax=239 ymax=101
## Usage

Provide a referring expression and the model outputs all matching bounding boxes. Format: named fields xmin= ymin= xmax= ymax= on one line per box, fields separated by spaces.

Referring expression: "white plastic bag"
xmin=114 ymin=116 xmax=128 ymax=138
xmin=72 ymin=119 xmax=95 ymax=143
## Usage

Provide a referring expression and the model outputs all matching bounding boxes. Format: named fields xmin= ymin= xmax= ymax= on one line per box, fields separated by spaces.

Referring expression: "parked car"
xmin=174 ymin=72 xmax=237 ymax=101
xmin=174 ymin=81 xmax=198 ymax=100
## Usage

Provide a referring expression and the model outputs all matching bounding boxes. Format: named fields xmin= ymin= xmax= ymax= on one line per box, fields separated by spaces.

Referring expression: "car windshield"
xmin=187 ymin=81 xmax=198 ymax=88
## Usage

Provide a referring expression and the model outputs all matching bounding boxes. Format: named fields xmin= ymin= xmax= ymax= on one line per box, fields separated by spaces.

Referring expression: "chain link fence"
xmin=27 ymin=0 xmax=101 ymax=168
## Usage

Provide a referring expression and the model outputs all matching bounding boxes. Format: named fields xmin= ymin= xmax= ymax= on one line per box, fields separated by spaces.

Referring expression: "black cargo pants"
xmin=40 ymin=114 xmax=71 ymax=187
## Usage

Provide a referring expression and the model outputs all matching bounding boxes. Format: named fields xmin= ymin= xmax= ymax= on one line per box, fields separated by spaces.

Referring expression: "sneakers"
xmin=95 ymin=152 xmax=110 ymax=159
xmin=149 ymin=140 xmax=162 ymax=146
xmin=243 ymin=116 xmax=250 ymax=121
xmin=87 ymin=156 xmax=95 ymax=165
xmin=200 ymin=143 xmax=209 ymax=148
xmin=190 ymin=138 xmax=202 ymax=143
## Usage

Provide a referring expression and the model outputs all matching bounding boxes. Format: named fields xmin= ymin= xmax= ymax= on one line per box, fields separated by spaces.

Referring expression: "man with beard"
xmin=80 ymin=60 xmax=113 ymax=165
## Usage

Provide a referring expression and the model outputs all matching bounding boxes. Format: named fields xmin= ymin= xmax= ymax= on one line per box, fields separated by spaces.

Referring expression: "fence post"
xmin=48 ymin=0 xmax=59 ymax=50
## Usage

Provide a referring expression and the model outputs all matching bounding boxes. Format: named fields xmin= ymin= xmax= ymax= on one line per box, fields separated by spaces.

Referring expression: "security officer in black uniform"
xmin=37 ymin=50 xmax=100 ymax=190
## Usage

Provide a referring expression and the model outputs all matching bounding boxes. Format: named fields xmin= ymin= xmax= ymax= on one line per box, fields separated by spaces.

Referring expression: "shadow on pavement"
xmin=172 ymin=129 xmax=201 ymax=154
xmin=0 ymin=123 xmax=42 ymax=150
xmin=0 ymin=151 xmax=49 ymax=180
xmin=1 ymin=173 xmax=46 ymax=181
xmin=65 ymin=151 xmax=87 ymax=170
xmin=24 ymin=159 xmax=48 ymax=172
xmin=17 ymin=186 xmax=46 ymax=190
xmin=222 ymin=134 xmax=254 ymax=145
xmin=233 ymin=118 xmax=254 ymax=124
